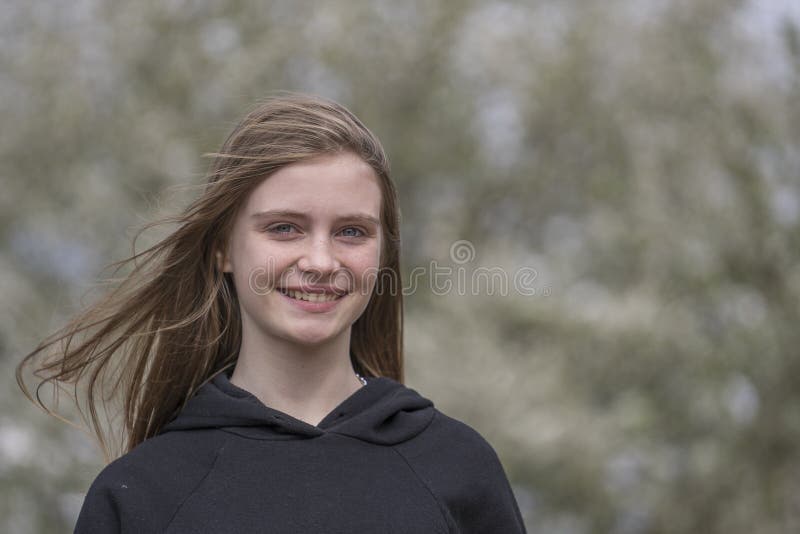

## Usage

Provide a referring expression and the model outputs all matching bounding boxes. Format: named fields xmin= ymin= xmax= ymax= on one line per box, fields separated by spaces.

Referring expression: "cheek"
xmin=231 ymin=243 xmax=290 ymax=293
xmin=347 ymin=249 xmax=382 ymax=298
xmin=348 ymin=246 xmax=381 ymax=275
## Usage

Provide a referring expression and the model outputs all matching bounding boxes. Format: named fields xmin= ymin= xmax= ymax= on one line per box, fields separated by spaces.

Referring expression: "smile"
xmin=277 ymin=288 xmax=344 ymax=303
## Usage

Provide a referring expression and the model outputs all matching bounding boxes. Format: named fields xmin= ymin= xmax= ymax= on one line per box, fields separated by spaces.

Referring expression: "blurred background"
xmin=2 ymin=0 xmax=800 ymax=532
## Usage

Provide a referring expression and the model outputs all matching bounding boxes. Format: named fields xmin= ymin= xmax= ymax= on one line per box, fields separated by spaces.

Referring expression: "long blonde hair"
xmin=15 ymin=92 xmax=404 ymax=462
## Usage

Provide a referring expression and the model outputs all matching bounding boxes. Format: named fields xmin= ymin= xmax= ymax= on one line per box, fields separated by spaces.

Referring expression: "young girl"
xmin=17 ymin=93 xmax=527 ymax=533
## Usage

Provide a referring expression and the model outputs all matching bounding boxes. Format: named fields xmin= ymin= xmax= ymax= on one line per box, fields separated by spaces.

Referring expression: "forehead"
xmin=244 ymin=152 xmax=382 ymax=217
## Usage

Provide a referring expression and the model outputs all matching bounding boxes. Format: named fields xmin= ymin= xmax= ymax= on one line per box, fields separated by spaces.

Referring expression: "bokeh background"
xmin=3 ymin=0 xmax=800 ymax=532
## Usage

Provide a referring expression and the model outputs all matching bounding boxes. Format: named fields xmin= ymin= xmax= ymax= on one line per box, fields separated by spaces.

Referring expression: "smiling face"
xmin=217 ymin=151 xmax=383 ymax=348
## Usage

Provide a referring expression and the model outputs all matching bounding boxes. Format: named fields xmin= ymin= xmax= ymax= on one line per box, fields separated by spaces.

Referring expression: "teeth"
xmin=284 ymin=290 xmax=341 ymax=302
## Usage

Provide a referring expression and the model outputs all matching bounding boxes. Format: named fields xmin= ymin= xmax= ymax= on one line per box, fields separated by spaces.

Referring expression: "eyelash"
xmin=265 ymin=223 xmax=368 ymax=238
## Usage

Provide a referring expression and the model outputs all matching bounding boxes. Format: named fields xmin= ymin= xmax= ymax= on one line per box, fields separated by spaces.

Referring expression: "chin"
xmin=284 ymin=328 xmax=344 ymax=347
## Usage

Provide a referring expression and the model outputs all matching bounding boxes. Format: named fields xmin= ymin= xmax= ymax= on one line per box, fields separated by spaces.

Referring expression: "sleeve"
xmin=73 ymin=431 xmax=227 ymax=533
xmin=72 ymin=458 xmax=163 ymax=534
xmin=394 ymin=410 xmax=528 ymax=534
xmin=73 ymin=475 xmax=122 ymax=533
xmin=72 ymin=450 xmax=176 ymax=533
xmin=453 ymin=436 xmax=528 ymax=533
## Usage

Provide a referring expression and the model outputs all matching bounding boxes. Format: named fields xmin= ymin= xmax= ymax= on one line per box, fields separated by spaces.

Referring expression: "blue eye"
xmin=340 ymin=227 xmax=365 ymax=238
xmin=268 ymin=223 xmax=296 ymax=234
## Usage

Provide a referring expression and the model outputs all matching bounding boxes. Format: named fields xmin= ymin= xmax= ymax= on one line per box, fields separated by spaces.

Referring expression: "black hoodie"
xmin=74 ymin=370 xmax=527 ymax=533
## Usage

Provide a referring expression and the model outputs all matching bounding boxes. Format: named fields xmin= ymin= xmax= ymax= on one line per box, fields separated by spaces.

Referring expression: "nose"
xmin=296 ymin=236 xmax=340 ymax=280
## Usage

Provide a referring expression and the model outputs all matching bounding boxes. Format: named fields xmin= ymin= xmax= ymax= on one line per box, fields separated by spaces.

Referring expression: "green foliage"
xmin=2 ymin=0 xmax=799 ymax=532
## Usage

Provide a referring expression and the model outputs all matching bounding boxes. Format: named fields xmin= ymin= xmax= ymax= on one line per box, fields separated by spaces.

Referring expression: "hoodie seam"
xmin=218 ymin=427 xmax=321 ymax=441
xmin=162 ymin=435 xmax=229 ymax=531
xmin=390 ymin=444 xmax=456 ymax=534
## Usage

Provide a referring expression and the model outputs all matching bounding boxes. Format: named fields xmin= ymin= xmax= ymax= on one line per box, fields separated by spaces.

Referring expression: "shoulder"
xmin=74 ymin=429 xmax=228 ymax=533
xmin=88 ymin=428 xmax=227 ymax=495
xmin=394 ymin=408 xmax=528 ymax=533
xmin=397 ymin=408 xmax=502 ymax=467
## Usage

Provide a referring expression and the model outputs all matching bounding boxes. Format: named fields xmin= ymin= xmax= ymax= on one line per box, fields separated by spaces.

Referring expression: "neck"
xmin=229 ymin=323 xmax=363 ymax=427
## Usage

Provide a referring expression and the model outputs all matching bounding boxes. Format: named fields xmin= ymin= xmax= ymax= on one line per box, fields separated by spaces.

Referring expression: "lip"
xmin=278 ymin=288 xmax=346 ymax=313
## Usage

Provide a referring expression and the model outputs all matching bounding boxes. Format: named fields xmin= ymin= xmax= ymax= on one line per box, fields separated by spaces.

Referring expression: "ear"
xmin=215 ymin=250 xmax=232 ymax=273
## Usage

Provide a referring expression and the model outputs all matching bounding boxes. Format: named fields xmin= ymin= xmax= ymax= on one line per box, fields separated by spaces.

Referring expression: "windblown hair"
xmin=15 ymin=92 xmax=404 ymax=462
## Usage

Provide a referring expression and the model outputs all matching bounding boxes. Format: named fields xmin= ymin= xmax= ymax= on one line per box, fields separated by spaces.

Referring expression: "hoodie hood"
xmin=160 ymin=369 xmax=435 ymax=446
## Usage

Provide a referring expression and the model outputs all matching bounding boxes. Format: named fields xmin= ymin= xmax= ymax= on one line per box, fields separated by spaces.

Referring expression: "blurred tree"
xmin=2 ymin=0 xmax=799 ymax=532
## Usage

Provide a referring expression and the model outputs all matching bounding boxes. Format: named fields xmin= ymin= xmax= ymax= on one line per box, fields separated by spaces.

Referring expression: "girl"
xmin=17 ymin=93 xmax=527 ymax=533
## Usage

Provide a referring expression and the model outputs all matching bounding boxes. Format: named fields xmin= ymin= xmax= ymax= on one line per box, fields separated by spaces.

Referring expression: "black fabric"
xmin=74 ymin=370 xmax=527 ymax=533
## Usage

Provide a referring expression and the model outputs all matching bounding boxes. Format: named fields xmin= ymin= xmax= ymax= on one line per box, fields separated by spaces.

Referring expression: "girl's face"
xmin=218 ymin=151 xmax=383 ymax=348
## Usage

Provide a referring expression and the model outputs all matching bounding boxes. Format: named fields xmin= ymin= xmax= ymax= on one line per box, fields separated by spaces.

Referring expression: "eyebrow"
xmin=250 ymin=209 xmax=381 ymax=226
